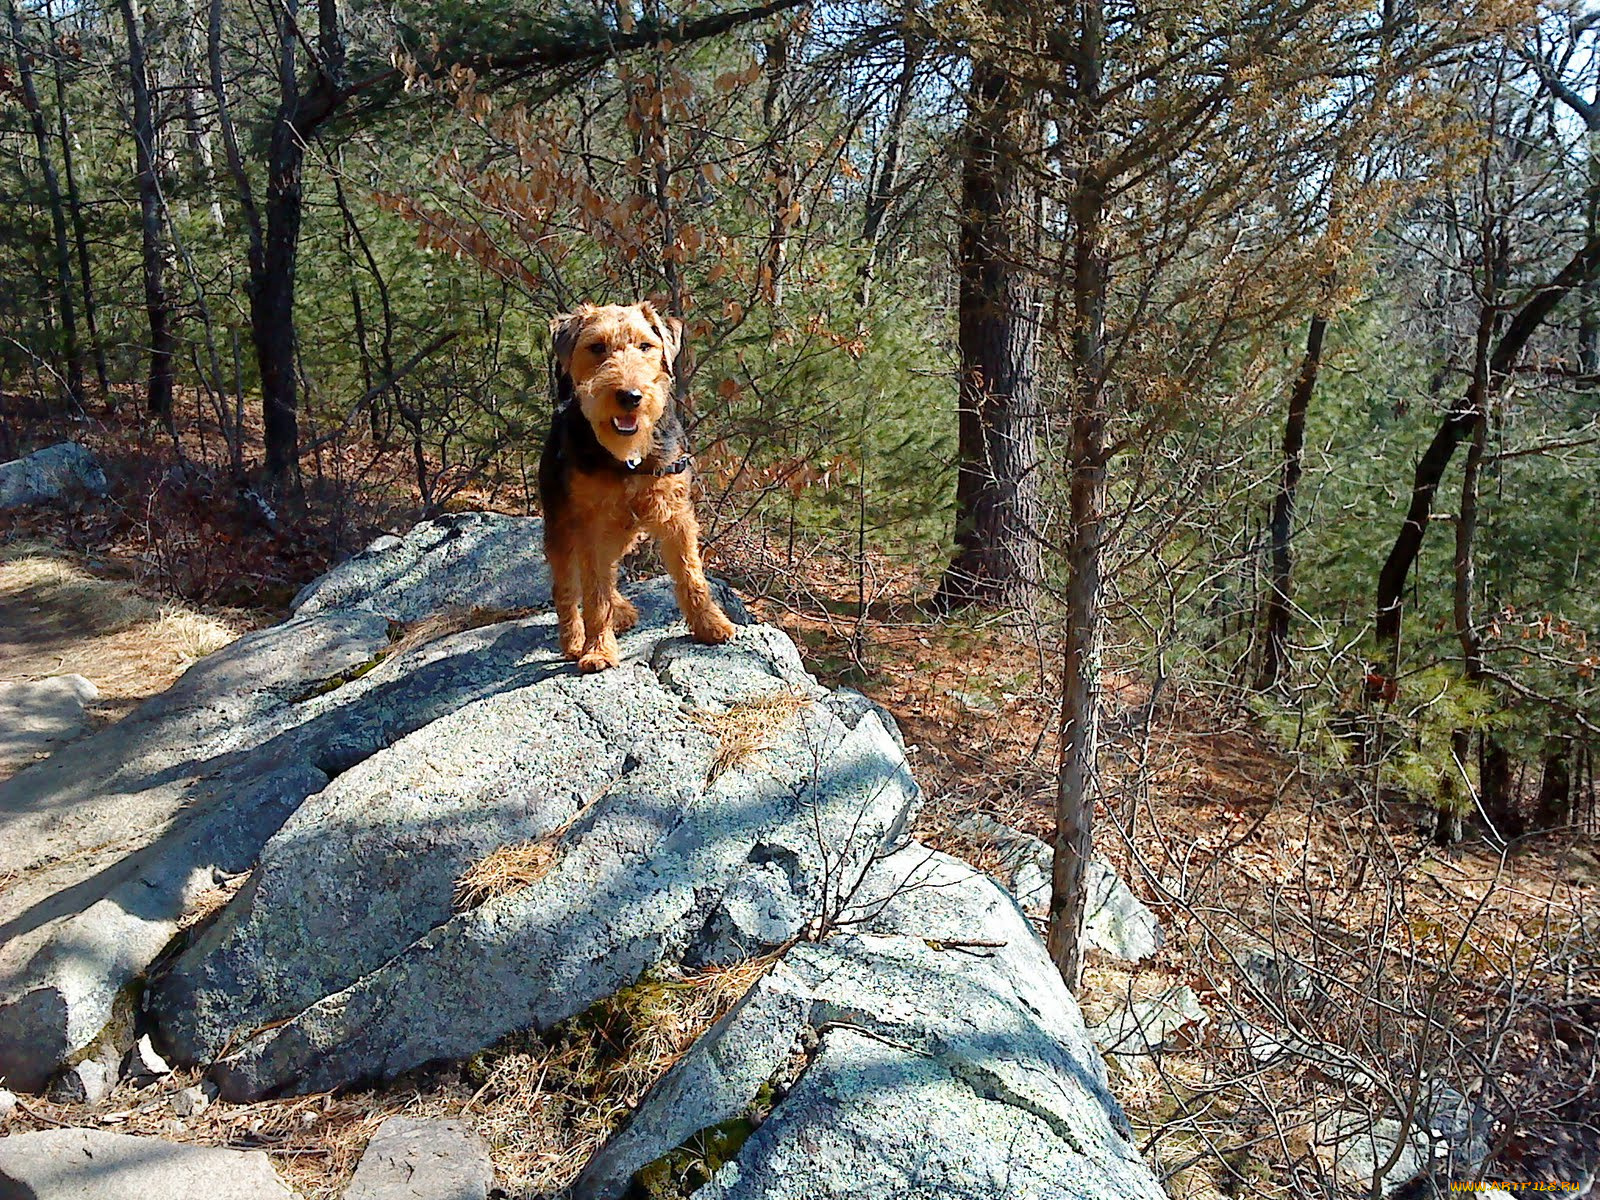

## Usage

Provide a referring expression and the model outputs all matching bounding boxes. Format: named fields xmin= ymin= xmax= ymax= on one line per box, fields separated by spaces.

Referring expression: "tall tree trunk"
xmin=857 ymin=32 xmax=920 ymax=306
xmin=759 ymin=27 xmax=795 ymax=311
xmin=256 ymin=0 xmax=343 ymax=483
xmin=6 ymin=0 xmax=83 ymax=409
xmin=1049 ymin=0 xmax=1107 ymax=992
xmin=258 ymin=142 xmax=304 ymax=479
xmin=1375 ymin=230 xmax=1600 ymax=661
xmin=934 ymin=58 xmax=1042 ymax=611
xmin=118 ymin=0 xmax=176 ymax=421
xmin=1533 ymin=740 xmax=1572 ymax=831
xmin=1257 ymin=312 xmax=1328 ymax=689
xmin=1440 ymin=302 xmax=1493 ymax=848
xmin=45 ymin=0 xmax=108 ymax=397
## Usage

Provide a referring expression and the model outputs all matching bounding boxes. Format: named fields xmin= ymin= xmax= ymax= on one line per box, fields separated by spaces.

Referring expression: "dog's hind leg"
xmin=611 ymin=590 xmax=639 ymax=633
xmin=546 ymin=523 xmax=585 ymax=660
xmin=656 ymin=509 xmax=736 ymax=646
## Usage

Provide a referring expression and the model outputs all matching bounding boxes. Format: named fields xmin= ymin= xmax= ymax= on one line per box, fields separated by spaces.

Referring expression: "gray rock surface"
xmin=46 ymin=1056 xmax=112 ymax=1105
xmin=0 ymin=675 xmax=99 ymax=766
xmin=344 ymin=1116 xmax=493 ymax=1200
xmin=2 ymin=510 xmax=1168 ymax=1200
xmin=1314 ymin=1109 xmax=1428 ymax=1198
xmin=171 ymin=622 xmax=918 ymax=1099
xmin=1419 ymin=1078 xmax=1491 ymax=1177
xmin=0 ymin=441 xmax=108 ymax=510
xmin=291 ymin=512 xmax=551 ymax=620
xmin=171 ymin=1082 xmax=214 ymax=1117
xmin=122 ymin=1033 xmax=172 ymax=1085
xmin=954 ymin=814 xmax=1164 ymax=961
xmin=0 ymin=515 xmax=574 ymax=1091
xmin=1090 ymin=985 xmax=1208 ymax=1058
xmin=576 ymin=845 xmax=1166 ymax=1200
xmin=0 ymin=1128 xmax=295 ymax=1199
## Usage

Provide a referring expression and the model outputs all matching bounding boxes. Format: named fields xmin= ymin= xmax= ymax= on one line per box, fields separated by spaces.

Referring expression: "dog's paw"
xmin=578 ymin=647 xmax=621 ymax=673
xmin=611 ymin=595 xmax=639 ymax=633
xmin=690 ymin=609 xmax=737 ymax=646
xmin=560 ymin=630 xmax=585 ymax=660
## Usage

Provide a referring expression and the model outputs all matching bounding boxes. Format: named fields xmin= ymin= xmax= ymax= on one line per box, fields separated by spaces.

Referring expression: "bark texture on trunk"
xmin=118 ymin=0 xmax=176 ymax=420
xmin=935 ymin=57 xmax=1042 ymax=611
xmin=1049 ymin=0 xmax=1107 ymax=993
xmin=1257 ymin=312 xmax=1327 ymax=689
xmin=1534 ymin=740 xmax=1572 ymax=831
xmin=7 ymin=0 xmax=83 ymax=408
xmin=1375 ymin=229 xmax=1600 ymax=657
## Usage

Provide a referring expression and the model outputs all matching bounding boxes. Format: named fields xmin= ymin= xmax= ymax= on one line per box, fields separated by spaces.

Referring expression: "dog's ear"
xmin=549 ymin=308 xmax=586 ymax=371
xmin=639 ymin=302 xmax=685 ymax=372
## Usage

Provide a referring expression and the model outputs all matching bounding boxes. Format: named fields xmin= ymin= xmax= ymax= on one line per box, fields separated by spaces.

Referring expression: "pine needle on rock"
xmin=693 ymin=689 xmax=814 ymax=782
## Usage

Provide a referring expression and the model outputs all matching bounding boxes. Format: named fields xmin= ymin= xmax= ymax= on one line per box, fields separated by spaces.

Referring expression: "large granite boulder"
xmin=0 ymin=512 xmax=1167 ymax=1200
xmin=155 ymin=621 xmax=916 ymax=1099
xmin=0 ymin=441 xmax=108 ymax=510
xmin=575 ymin=845 xmax=1168 ymax=1200
xmin=0 ymin=514 xmax=552 ymax=1089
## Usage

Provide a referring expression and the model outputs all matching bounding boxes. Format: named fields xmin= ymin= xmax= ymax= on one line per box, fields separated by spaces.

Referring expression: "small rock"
xmin=0 ymin=1088 xmax=16 ymax=1119
xmin=345 ymin=1115 xmax=493 ymax=1200
xmin=47 ymin=1058 xmax=112 ymax=1106
xmin=953 ymin=814 xmax=1162 ymax=961
xmin=0 ymin=1128 xmax=294 ymax=1199
xmin=1313 ymin=1109 xmax=1428 ymax=1197
xmin=123 ymin=1034 xmax=172 ymax=1085
xmin=1419 ymin=1078 xmax=1491 ymax=1176
xmin=947 ymin=689 xmax=998 ymax=715
xmin=171 ymin=1083 xmax=214 ymax=1118
xmin=0 ymin=441 xmax=109 ymax=510
xmin=1234 ymin=944 xmax=1321 ymax=1006
xmin=1091 ymin=985 xmax=1208 ymax=1058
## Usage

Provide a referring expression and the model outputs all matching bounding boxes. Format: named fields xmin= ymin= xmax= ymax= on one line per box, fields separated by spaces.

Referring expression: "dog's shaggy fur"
xmin=538 ymin=301 xmax=736 ymax=672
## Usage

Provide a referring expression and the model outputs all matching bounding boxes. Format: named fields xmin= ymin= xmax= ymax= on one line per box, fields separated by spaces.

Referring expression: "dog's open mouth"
xmin=611 ymin=415 xmax=640 ymax=434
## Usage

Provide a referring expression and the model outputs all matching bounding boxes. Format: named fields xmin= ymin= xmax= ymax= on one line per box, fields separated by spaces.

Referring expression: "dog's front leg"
xmin=578 ymin=535 xmax=630 ymax=672
xmin=546 ymin=525 xmax=585 ymax=660
xmin=656 ymin=510 xmax=736 ymax=645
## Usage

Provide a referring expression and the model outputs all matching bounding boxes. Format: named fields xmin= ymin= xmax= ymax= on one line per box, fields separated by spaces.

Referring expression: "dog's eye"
xmin=638 ymin=342 xmax=654 ymax=351
xmin=589 ymin=342 xmax=606 ymax=355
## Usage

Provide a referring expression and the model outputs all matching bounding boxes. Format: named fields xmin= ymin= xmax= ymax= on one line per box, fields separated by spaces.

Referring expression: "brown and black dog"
xmin=538 ymin=301 xmax=736 ymax=672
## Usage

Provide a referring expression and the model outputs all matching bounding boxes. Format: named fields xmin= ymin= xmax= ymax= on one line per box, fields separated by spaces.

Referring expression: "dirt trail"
xmin=0 ymin=547 xmax=246 ymax=777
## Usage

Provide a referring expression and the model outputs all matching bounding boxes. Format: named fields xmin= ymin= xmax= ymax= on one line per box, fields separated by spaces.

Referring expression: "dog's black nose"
xmin=616 ymin=389 xmax=642 ymax=409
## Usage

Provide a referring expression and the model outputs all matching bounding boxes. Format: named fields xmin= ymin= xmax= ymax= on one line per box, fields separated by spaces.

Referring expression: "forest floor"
xmin=3 ymin=411 xmax=1598 ymax=1196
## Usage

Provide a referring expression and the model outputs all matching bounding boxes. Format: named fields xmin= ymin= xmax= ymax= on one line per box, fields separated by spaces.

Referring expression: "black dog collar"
xmin=626 ymin=451 xmax=692 ymax=477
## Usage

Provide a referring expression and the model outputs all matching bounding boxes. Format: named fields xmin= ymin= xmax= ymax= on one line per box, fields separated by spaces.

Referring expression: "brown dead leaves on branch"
xmin=379 ymin=20 xmax=852 ymax=355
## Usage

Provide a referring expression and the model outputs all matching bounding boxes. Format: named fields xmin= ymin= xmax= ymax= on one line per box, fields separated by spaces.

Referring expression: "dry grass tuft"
xmin=387 ymin=606 xmax=534 ymax=660
xmin=468 ymin=955 xmax=777 ymax=1195
xmin=453 ymin=840 xmax=560 ymax=911
xmin=144 ymin=608 xmax=238 ymax=664
xmin=0 ymin=553 xmax=156 ymax=632
xmin=693 ymin=689 xmax=814 ymax=782
xmin=178 ymin=872 xmax=250 ymax=932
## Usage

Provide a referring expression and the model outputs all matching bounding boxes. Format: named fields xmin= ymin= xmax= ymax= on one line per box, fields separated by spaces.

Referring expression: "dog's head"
xmin=550 ymin=301 xmax=684 ymax=465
